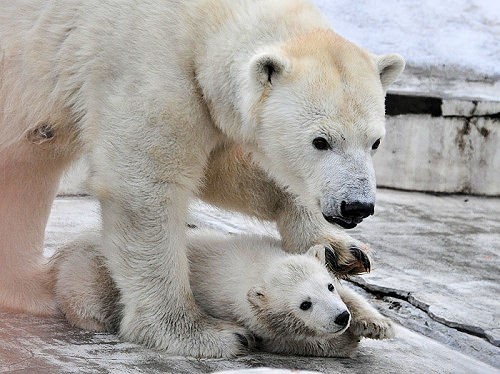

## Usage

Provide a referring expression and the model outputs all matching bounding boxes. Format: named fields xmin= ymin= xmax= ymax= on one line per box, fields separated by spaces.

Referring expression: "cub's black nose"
xmin=334 ymin=311 xmax=351 ymax=327
xmin=341 ymin=201 xmax=374 ymax=219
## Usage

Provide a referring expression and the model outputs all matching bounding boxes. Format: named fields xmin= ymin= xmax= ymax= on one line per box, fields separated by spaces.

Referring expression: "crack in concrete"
xmin=348 ymin=277 xmax=499 ymax=347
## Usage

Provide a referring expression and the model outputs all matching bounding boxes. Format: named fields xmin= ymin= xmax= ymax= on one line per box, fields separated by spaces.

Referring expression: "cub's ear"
xmin=247 ymin=286 xmax=267 ymax=308
xmin=250 ymin=50 xmax=290 ymax=86
xmin=376 ymin=54 xmax=405 ymax=91
xmin=306 ymin=244 xmax=330 ymax=265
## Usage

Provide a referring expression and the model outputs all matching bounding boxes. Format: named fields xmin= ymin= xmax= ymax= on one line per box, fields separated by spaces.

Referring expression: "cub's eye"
xmin=312 ymin=137 xmax=330 ymax=150
xmin=372 ymin=138 xmax=381 ymax=150
xmin=300 ymin=301 xmax=312 ymax=311
xmin=328 ymin=283 xmax=334 ymax=292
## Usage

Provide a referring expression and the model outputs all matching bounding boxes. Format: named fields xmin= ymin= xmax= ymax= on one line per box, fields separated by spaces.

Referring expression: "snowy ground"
xmin=313 ymin=0 xmax=500 ymax=77
xmin=311 ymin=0 xmax=500 ymax=100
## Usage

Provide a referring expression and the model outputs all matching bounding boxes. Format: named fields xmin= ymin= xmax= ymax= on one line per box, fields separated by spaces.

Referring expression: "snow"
xmin=312 ymin=0 xmax=500 ymax=77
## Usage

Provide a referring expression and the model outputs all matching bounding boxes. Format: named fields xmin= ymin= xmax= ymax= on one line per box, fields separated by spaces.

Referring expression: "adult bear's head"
xmin=239 ymin=30 xmax=404 ymax=229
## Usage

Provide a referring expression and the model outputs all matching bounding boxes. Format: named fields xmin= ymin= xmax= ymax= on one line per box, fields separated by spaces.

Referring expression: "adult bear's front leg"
xmin=201 ymin=144 xmax=371 ymax=276
xmin=276 ymin=200 xmax=372 ymax=277
xmin=87 ymin=109 xmax=251 ymax=358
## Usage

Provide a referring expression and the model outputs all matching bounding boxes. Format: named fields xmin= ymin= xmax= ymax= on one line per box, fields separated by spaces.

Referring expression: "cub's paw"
xmin=350 ymin=315 xmax=395 ymax=340
xmin=322 ymin=240 xmax=371 ymax=277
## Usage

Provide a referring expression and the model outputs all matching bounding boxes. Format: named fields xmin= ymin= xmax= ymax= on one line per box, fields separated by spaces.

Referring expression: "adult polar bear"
xmin=0 ymin=0 xmax=404 ymax=357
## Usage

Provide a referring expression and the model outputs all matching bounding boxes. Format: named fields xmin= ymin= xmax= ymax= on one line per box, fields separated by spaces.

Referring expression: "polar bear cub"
xmin=52 ymin=230 xmax=393 ymax=357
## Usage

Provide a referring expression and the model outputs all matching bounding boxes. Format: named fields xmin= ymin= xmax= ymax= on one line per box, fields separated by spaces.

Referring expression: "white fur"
xmin=52 ymin=230 xmax=395 ymax=357
xmin=188 ymin=232 xmax=350 ymax=337
xmin=0 ymin=0 xmax=404 ymax=357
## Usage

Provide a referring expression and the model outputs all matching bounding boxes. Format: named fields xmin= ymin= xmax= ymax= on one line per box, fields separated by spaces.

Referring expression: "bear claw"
xmin=236 ymin=333 xmax=249 ymax=348
xmin=324 ymin=244 xmax=370 ymax=277
xmin=324 ymin=245 xmax=339 ymax=271
xmin=235 ymin=332 xmax=257 ymax=350
xmin=349 ymin=246 xmax=371 ymax=273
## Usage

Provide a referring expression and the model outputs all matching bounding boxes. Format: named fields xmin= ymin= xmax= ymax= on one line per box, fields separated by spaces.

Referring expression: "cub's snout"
xmin=323 ymin=309 xmax=350 ymax=334
xmin=334 ymin=310 xmax=351 ymax=328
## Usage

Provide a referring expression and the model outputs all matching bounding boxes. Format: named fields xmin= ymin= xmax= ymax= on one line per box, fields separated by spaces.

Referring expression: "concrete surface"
xmin=373 ymin=101 xmax=500 ymax=196
xmin=1 ymin=189 xmax=499 ymax=373
xmin=1 ymin=312 xmax=496 ymax=374
xmin=348 ymin=191 xmax=500 ymax=346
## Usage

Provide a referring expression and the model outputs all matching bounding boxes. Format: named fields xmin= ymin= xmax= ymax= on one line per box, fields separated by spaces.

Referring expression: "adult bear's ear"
xmin=375 ymin=54 xmax=405 ymax=91
xmin=306 ymin=244 xmax=329 ymax=265
xmin=247 ymin=286 xmax=267 ymax=308
xmin=250 ymin=50 xmax=290 ymax=86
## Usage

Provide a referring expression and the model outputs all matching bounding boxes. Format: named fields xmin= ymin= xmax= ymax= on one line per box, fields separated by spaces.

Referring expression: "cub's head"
xmin=242 ymin=30 xmax=404 ymax=229
xmin=247 ymin=245 xmax=350 ymax=338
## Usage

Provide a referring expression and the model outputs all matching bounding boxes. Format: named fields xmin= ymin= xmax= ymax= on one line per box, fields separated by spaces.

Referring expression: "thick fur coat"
xmin=0 ymin=0 xmax=404 ymax=357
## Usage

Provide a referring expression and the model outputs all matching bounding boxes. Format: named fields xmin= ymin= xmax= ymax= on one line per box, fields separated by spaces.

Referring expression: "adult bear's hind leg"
xmin=0 ymin=141 xmax=70 ymax=316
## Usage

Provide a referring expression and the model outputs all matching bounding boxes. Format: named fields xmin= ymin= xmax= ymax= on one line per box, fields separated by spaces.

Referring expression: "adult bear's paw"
xmin=322 ymin=238 xmax=372 ymax=277
xmin=120 ymin=313 xmax=255 ymax=358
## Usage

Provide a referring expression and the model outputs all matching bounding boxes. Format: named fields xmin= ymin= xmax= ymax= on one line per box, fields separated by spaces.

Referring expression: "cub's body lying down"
xmin=53 ymin=231 xmax=393 ymax=357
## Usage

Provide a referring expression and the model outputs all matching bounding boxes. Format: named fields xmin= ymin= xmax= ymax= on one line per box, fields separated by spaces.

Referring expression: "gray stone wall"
xmin=374 ymin=95 xmax=499 ymax=195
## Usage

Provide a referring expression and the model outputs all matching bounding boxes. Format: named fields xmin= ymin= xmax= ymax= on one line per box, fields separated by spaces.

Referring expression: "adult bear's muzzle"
xmin=322 ymin=200 xmax=375 ymax=229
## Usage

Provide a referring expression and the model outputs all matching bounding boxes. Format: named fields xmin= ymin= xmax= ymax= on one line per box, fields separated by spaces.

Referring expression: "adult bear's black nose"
xmin=334 ymin=310 xmax=351 ymax=327
xmin=341 ymin=201 xmax=374 ymax=219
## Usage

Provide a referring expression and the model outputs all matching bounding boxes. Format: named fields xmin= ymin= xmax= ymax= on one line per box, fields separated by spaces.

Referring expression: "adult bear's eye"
xmin=372 ymin=138 xmax=381 ymax=150
xmin=312 ymin=137 xmax=330 ymax=150
xmin=328 ymin=283 xmax=334 ymax=292
xmin=300 ymin=301 xmax=312 ymax=310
